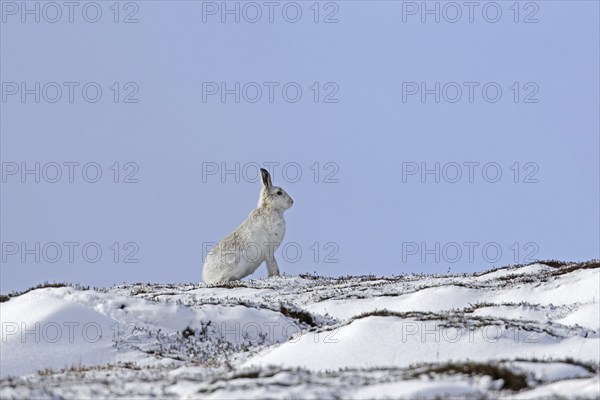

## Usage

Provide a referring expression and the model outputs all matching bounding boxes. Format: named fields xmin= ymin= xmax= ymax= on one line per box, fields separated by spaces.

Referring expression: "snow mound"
xmin=1 ymin=261 xmax=599 ymax=399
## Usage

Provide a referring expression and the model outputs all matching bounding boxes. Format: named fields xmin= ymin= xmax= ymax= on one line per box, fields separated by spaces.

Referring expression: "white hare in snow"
xmin=202 ymin=168 xmax=294 ymax=284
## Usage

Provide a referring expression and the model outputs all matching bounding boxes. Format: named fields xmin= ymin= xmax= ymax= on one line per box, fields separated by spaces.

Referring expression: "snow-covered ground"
xmin=1 ymin=261 xmax=599 ymax=399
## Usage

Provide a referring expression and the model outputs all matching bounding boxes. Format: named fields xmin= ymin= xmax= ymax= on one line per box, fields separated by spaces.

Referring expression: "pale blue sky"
xmin=1 ymin=1 xmax=598 ymax=293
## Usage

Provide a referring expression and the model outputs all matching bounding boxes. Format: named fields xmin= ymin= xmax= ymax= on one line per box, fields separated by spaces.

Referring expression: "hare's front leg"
xmin=266 ymin=253 xmax=280 ymax=277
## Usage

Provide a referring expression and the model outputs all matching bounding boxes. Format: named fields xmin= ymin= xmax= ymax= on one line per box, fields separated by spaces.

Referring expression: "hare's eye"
xmin=277 ymin=191 xmax=282 ymax=196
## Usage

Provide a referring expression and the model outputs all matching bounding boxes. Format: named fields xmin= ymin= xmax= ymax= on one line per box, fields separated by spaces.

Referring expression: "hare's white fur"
xmin=202 ymin=168 xmax=293 ymax=284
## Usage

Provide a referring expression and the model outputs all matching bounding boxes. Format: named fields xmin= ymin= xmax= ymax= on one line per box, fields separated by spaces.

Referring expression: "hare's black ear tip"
xmin=260 ymin=168 xmax=267 ymax=174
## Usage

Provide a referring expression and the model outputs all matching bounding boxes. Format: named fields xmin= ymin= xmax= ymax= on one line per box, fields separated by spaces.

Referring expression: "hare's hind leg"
xmin=266 ymin=253 xmax=280 ymax=277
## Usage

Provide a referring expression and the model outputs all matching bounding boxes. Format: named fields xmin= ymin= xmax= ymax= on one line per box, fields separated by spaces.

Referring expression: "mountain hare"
xmin=202 ymin=168 xmax=294 ymax=284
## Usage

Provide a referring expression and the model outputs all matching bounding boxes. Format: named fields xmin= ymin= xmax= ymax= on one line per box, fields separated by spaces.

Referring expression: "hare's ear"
xmin=260 ymin=168 xmax=272 ymax=189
